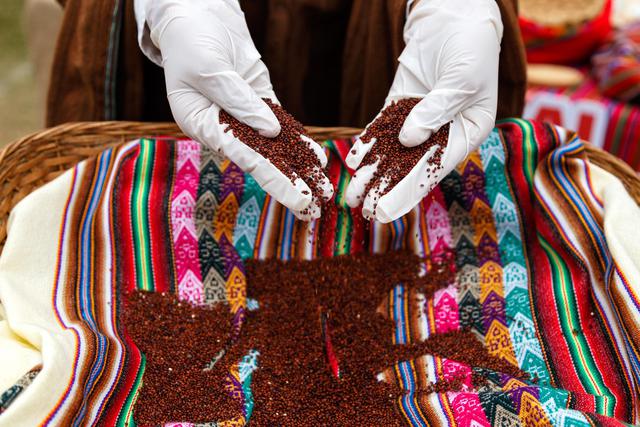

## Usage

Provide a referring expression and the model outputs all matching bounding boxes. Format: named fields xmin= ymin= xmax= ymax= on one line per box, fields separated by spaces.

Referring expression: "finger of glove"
xmin=312 ymin=166 xmax=335 ymax=201
xmin=292 ymin=198 xmax=322 ymax=221
xmin=197 ymin=69 xmax=281 ymax=138
xmin=345 ymin=136 xmax=376 ymax=170
xmin=345 ymin=157 xmax=380 ymax=208
xmin=301 ymin=135 xmax=329 ymax=168
xmin=299 ymin=134 xmax=333 ymax=201
xmin=461 ymin=104 xmax=496 ymax=151
xmin=345 ymin=109 xmax=384 ymax=169
xmin=398 ymin=86 xmax=473 ymax=147
xmin=244 ymin=59 xmax=280 ymax=102
xmin=374 ymin=146 xmax=439 ymax=223
xmin=362 ymin=178 xmax=390 ymax=221
xmin=168 ymin=88 xmax=223 ymax=150
xmin=376 ymin=117 xmax=477 ymax=223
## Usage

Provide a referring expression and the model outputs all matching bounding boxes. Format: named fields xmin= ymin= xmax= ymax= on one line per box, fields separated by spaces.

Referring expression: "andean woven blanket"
xmin=1 ymin=120 xmax=640 ymax=426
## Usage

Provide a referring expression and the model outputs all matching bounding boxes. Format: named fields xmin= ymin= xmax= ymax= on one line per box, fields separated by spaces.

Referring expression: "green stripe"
xmin=116 ymin=354 xmax=146 ymax=427
xmin=131 ymin=139 xmax=155 ymax=291
xmin=334 ymin=164 xmax=352 ymax=256
xmin=538 ymin=234 xmax=615 ymax=416
xmin=498 ymin=119 xmax=539 ymax=192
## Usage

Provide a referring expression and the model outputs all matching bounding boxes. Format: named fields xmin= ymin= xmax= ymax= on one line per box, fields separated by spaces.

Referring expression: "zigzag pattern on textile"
xmin=1 ymin=120 xmax=638 ymax=426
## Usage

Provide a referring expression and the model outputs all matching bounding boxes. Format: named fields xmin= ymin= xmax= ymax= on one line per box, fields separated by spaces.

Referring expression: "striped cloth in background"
xmin=593 ymin=23 xmax=640 ymax=103
xmin=0 ymin=120 xmax=639 ymax=426
xmin=525 ymin=78 xmax=640 ymax=171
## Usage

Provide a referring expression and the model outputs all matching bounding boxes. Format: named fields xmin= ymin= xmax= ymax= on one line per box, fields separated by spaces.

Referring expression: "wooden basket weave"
xmin=0 ymin=121 xmax=638 ymax=252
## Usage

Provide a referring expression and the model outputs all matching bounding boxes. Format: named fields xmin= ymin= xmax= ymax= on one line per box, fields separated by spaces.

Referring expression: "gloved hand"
xmin=134 ymin=0 xmax=332 ymax=218
xmin=344 ymin=0 xmax=503 ymax=223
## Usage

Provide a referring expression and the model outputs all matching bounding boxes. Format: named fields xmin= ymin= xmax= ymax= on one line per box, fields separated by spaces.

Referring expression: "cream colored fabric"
xmin=591 ymin=163 xmax=640 ymax=334
xmin=0 ymin=168 xmax=77 ymax=426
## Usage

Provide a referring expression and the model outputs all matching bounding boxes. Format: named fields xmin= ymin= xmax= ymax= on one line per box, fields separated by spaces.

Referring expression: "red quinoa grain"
xmin=124 ymin=252 xmax=528 ymax=425
xmin=243 ymin=252 xmax=527 ymax=425
xmin=219 ymin=100 xmax=328 ymax=211
xmin=360 ymin=98 xmax=449 ymax=201
xmin=122 ymin=291 xmax=244 ymax=425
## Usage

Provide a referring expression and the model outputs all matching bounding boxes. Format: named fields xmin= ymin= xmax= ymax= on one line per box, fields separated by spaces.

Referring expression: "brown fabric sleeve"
xmin=495 ymin=0 xmax=527 ymax=119
xmin=47 ymin=0 xmax=161 ymax=126
xmin=117 ymin=0 xmax=145 ymax=120
xmin=46 ymin=0 xmax=116 ymax=125
xmin=340 ymin=0 xmax=406 ymax=127
xmin=118 ymin=0 xmax=172 ymax=123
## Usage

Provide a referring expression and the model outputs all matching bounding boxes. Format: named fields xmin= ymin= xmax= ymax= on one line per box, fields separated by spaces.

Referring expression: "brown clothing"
xmin=48 ymin=0 xmax=526 ymax=128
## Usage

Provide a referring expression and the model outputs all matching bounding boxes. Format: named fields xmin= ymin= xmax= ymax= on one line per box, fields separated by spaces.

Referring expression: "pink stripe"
xmin=171 ymin=140 xmax=204 ymax=305
xmin=439 ymin=358 xmax=473 ymax=388
xmin=422 ymin=189 xmax=460 ymax=333
xmin=433 ymin=285 xmax=460 ymax=333
xmin=448 ymin=392 xmax=491 ymax=427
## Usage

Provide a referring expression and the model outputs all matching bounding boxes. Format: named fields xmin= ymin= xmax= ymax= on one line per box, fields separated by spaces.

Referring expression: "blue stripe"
xmin=392 ymin=218 xmax=405 ymax=250
xmin=399 ymin=361 xmax=428 ymax=426
xmin=72 ymin=150 xmax=113 ymax=425
xmin=550 ymin=140 xmax=609 ymax=258
xmin=394 ymin=285 xmax=407 ymax=344
xmin=400 ymin=393 xmax=428 ymax=427
xmin=399 ymin=360 xmax=414 ymax=390
xmin=549 ymin=140 xmax=640 ymax=401
xmin=280 ymin=210 xmax=295 ymax=261
xmin=554 ymin=142 xmax=640 ymax=316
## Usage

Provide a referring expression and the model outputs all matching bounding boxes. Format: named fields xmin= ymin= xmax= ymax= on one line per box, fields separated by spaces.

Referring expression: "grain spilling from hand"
xmin=219 ymin=99 xmax=328 ymax=212
xmin=360 ymin=98 xmax=449 ymax=202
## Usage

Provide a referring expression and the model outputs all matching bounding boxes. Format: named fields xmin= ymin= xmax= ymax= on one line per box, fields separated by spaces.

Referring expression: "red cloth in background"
xmin=520 ymin=0 xmax=613 ymax=64
xmin=525 ymin=77 xmax=640 ymax=170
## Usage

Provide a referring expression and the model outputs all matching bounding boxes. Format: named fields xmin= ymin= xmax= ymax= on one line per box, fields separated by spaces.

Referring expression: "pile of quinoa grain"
xmin=243 ymin=252 xmax=528 ymax=425
xmin=219 ymin=99 xmax=328 ymax=211
xmin=123 ymin=252 xmax=528 ymax=425
xmin=359 ymin=98 xmax=449 ymax=201
xmin=410 ymin=251 xmax=456 ymax=300
xmin=122 ymin=291 xmax=245 ymax=425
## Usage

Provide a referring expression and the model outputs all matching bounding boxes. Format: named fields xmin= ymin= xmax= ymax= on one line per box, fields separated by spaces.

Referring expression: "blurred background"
xmin=0 ymin=0 xmax=61 ymax=147
xmin=2 ymin=0 xmax=640 ymax=167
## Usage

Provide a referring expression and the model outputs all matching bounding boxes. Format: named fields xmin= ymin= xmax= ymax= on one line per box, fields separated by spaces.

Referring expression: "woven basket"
xmin=1 ymin=121 xmax=638 ymax=252
xmin=520 ymin=0 xmax=607 ymax=27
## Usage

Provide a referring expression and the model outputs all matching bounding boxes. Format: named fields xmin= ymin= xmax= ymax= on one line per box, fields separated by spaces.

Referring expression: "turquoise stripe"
xmin=479 ymin=130 xmax=552 ymax=386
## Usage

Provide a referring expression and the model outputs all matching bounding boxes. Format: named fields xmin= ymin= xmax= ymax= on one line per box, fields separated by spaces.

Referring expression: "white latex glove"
xmin=134 ymin=0 xmax=332 ymax=219
xmin=345 ymin=0 xmax=503 ymax=223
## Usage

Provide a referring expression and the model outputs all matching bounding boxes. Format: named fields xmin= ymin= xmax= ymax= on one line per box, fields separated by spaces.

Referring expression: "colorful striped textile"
xmin=525 ymin=77 xmax=640 ymax=170
xmin=593 ymin=22 xmax=640 ymax=103
xmin=1 ymin=120 xmax=640 ymax=426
